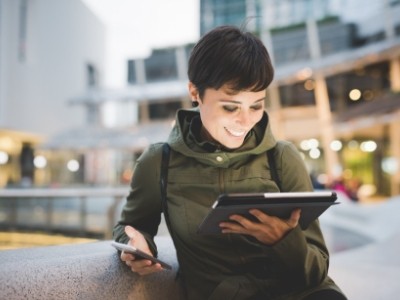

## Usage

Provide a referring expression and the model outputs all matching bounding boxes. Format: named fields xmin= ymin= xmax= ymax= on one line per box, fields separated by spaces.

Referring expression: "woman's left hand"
xmin=219 ymin=208 xmax=301 ymax=245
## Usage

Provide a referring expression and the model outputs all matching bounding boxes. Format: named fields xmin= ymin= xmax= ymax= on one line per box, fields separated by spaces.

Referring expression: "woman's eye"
xmin=223 ymin=105 xmax=239 ymax=112
xmin=251 ymin=104 xmax=263 ymax=111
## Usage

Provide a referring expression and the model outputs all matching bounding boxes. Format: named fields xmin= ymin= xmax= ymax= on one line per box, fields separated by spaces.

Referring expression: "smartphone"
xmin=111 ymin=241 xmax=172 ymax=270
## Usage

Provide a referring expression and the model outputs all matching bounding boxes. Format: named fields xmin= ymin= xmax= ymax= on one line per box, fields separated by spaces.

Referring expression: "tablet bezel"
xmin=215 ymin=191 xmax=337 ymax=207
xmin=197 ymin=191 xmax=338 ymax=235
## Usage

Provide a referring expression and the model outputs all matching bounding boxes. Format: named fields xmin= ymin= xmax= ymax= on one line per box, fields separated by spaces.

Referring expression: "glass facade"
xmin=279 ymin=81 xmax=316 ymax=107
xmin=144 ymin=48 xmax=178 ymax=82
xmin=200 ymin=0 xmax=249 ymax=35
xmin=327 ymin=61 xmax=391 ymax=113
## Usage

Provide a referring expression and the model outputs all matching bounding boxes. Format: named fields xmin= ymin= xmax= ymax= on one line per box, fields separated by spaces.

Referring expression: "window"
xmin=279 ymin=81 xmax=316 ymax=107
xmin=18 ymin=0 xmax=28 ymax=62
xmin=127 ymin=60 xmax=136 ymax=84
xmin=148 ymin=100 xmax=182 ymax=120
xmin=327 ymin=61 xmax=390 ymax=112
xmin=86 ymin=63 xmax=98 ymax=87
xmin=144 ymin=48 xmax=178 ymax=82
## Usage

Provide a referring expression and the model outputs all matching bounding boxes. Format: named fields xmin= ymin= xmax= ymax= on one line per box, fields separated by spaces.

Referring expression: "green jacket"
xmin=114 ymin=109 xmax=344 ymax=300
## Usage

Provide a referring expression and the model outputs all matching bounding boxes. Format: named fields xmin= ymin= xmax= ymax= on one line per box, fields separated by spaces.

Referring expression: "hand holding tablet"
xmin=197 ymin=191 xmax=338 ymax=234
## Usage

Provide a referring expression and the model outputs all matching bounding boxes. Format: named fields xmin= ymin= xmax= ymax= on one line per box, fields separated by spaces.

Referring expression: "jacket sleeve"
xmin=112 ymin=143 xmax=164 ymax=257
xmin=269 ymin=141 xmax=330 ymax=288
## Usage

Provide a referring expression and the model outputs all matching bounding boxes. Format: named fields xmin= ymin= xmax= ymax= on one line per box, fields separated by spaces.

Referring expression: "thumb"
xmin=124 ymin=225 xmax=136 ymax=240
xmin=288 ymin=208 xmax=301 ymax=228
xmin=292 ymin=208 xmax=301 ymax=220
xmin=124 ymin=226 xmax=150 ymax=254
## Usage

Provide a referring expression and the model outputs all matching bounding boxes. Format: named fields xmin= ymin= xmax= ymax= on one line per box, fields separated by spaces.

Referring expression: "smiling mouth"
xmin=225 ymin=127 xmax=246 ymax=137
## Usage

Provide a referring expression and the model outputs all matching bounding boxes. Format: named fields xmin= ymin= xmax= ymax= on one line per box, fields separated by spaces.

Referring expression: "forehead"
xmin=203 ymin=87 xmax=266 ymax=104
xmin=218 ymin=82 xmax=264 ymax=96
xmin=211 ymin=84 xmax=243 ymax=96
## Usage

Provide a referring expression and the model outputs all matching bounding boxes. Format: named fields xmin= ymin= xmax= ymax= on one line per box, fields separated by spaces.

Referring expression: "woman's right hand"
xmin=120 ymin=225 xmax=163 ymax=275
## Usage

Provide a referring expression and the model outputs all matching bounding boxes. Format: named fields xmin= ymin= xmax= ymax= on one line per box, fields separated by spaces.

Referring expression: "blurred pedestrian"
xmin=113 ymin=25 xmax=346 ymax=300
xmin=331 ymin=176 xmax=350 ymax=198
xmin=331 ymin=175 xmax=361 ymax=202
xmin=346 ymin=177 xmax=362 ymax=202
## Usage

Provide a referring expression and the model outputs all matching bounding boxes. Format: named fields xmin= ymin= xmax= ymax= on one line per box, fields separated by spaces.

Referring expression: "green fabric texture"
xmin=113 ymin=108 xmax=344 ymax=300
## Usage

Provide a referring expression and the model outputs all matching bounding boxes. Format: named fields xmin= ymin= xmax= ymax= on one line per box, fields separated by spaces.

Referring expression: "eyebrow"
xmin=219 ymin=97 xmax=266 ymax=104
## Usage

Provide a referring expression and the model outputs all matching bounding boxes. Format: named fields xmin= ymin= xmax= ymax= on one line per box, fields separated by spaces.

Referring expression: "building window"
xmin=86 ymin=63 xmax=98 ymax=87
xmin=148 ymin=100 xmax=182 ymax=120
xmin=327 ymin=61 xmax=390 ymax=112
xmin=127 ymin=60 xmax=137 ymax=84
xmin=200 ymin=0 xmax=248 ymax=35
xmin=18 ymin=0 xmax=28 ymax=62
xmin=144 ymin=48 xmax=178 ymax=82
xmin=271 ymin=24 xmax=309 ymax=66
xmin=279 ymin=81 xmax=316 ymax=108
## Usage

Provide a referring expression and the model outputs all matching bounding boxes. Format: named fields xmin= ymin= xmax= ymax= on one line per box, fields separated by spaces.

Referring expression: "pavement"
xmin=329 ymin=232 xmax=400 ymax=300
xmin=319 ymin=193 xmax=400 ymax=300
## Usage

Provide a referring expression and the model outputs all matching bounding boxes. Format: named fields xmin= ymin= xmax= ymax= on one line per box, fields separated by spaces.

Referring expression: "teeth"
xmin=226 ymin=128 xmax=246 ymax=137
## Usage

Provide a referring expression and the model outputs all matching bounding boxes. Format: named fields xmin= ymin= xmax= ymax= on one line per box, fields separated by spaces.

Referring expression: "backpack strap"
xmin=160 ymin=143 xmax=186 ymax=285
xmin=267 ymin=147 xmax=282 ymax=191
xmin=160 ymin=143 xmax=172 ymax=232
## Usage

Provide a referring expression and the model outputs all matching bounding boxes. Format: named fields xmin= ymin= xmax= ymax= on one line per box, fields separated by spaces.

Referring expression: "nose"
xmin=237 ymin=110 xmax=252 ymax=127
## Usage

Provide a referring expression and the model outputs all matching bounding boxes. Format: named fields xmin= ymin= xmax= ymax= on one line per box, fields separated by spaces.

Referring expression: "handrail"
xmin=0 ymin=187 xmax=129 ymax=239
xmin=0 ymin=187 xmax=128 ymax=197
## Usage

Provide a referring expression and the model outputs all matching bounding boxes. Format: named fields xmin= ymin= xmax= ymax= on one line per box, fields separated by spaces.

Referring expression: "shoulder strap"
xmin=267 ymin=147 xmax=282 ymax=191
xmin=160 ymin=143 xmax=173 ymax=232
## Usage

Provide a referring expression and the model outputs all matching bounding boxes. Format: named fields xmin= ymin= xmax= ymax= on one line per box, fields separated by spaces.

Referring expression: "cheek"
xmin=253 ymin=111 xmax=264 ymax=123
xmin=200 ymin=110 xmax=230 ymax=135
xmin=201 ymin=106 xmax=224 ymax=124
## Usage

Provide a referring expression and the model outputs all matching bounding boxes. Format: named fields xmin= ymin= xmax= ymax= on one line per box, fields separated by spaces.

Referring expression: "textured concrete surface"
xmin=0 ymin=236 xmax=184 ymax=300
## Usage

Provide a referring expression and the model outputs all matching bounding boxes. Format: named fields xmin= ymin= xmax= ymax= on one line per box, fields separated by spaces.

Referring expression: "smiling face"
xmin=189 ymin=82 xmax=266 ymax=149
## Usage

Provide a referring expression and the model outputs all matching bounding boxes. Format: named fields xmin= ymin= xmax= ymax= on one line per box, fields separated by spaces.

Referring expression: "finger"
xmin=136 ymin=263 xmax=163 ymax=275
xmin=120 ymin=251 xmax=135 ymax=261
xmin=286 ymin=209 xmax=301 ymax=227
xmin=248 ymin=209 xmax=273 ymax=223
xmin=228 ymin=214 xmax=255 ymax=228
xmin=129 ymin=260 xmax=163 ymax=275
xmin=219 ymin=221 xmax=245 ymax=233
xmin=132 ymin=258 xmax=153 ymax=269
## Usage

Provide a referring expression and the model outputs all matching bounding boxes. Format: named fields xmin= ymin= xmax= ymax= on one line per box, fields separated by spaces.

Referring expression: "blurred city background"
xmin=0 ymin=0 xmax=400 ymax=254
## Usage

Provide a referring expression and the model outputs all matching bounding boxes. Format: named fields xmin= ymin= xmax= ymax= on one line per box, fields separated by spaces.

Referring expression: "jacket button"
xmin=216 ymin=156 xmax=223 ymax=162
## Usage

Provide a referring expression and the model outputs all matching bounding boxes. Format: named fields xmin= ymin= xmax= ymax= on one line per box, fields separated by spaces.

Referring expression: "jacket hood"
xmin=167 ymin=108 xmax=277 ymax=168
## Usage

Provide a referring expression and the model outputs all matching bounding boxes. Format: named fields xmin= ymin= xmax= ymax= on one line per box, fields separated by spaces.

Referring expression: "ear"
xmin=188 ymin=82 xmax=199 ymax=102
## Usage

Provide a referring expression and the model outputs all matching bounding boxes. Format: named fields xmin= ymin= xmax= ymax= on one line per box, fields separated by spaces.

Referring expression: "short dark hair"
xmin=188 ymin=25 xmax=274 ymax=98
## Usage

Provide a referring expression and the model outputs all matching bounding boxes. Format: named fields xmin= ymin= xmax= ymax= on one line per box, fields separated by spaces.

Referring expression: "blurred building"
xmin=0 ymin=0 xmax=105 ymax=187
xmin=2 ymin=0 xmax=400 ymax=198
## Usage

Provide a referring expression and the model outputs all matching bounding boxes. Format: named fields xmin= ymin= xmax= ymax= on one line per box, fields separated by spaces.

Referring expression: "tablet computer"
xmin=197 ymin=191 xmax=338 ymax=234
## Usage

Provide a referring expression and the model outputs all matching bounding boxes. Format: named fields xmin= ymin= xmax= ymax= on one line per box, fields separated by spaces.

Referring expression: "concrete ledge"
xmin=0 ymin=236 xmax=184 ymax=300
xmin=2 ymin=197 xmax=400 ymax=300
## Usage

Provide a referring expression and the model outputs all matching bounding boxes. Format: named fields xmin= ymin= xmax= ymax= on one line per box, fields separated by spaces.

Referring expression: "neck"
xmin=200 ymin=126 xmax=215 ymax=144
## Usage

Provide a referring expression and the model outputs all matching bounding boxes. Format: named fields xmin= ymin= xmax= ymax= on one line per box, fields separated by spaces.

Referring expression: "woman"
xmin=113 ymin=25 xmax=346 ymax=300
